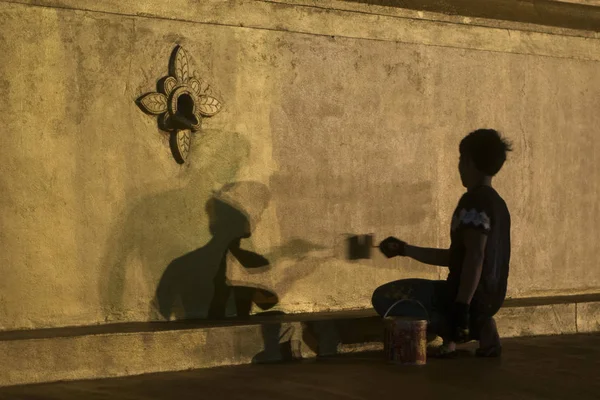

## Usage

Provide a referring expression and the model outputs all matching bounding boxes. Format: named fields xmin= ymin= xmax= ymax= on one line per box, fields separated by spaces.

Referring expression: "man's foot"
xmin=477 ymin=317 xmax=501 ymax=357
xmin=428 ymin=342 xmax=458 ymax=359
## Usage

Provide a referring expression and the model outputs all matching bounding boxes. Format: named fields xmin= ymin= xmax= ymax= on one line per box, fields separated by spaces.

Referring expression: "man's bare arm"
xmin=455 ymin=229 xmax=487 ymax=304
xmin=404 ymin=245 xmax=450 ymax=267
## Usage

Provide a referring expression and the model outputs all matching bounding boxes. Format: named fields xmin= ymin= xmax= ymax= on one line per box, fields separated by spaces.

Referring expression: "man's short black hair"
xmin=459 ymin=129 xmax=513 ymax=176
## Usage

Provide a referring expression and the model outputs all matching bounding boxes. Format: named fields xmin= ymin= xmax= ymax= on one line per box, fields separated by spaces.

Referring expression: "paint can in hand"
xmin=383 ymin=299 xmax=428 ymax=365
xmin=346 ymin=234 xmax=375 ymax=260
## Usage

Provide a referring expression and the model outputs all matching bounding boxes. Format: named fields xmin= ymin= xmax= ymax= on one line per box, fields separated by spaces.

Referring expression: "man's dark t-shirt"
xmin=447 ymin=185 xmax=511 ymax=317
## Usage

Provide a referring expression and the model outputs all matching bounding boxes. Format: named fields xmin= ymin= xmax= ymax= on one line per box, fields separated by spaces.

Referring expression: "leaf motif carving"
xmin=136 ymin=46 xmax=225 ymax=164
xmin=189 ymin=78 xmax=201 ymax=97
xmin=197 ymin=96 xmax=223 ymax=117
xmin=173 ymin=46 xmax=189 ymax=84
xmin=163 ymin=77 xmax=177 ymax=96
xmin=138 ymin=93 xmax=168 ymax=115
xmin=190 ymin=77 xmax=212 ymax=97
xmin=173 ymin=130 xmax=191 ymax=163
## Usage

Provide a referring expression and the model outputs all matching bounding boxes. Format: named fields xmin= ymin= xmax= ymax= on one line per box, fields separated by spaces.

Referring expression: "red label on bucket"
xmin=384 ymin=317 xmax=427 ymax=365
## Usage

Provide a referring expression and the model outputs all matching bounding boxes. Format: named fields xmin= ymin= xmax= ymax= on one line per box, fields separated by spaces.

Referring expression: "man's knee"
xmin=371 ymin=279 xmax=431 ymax=316
xmin=371 ymin=285 xmax=388 ymax=315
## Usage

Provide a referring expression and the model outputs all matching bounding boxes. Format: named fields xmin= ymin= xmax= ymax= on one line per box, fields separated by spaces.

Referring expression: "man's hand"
xmin=378 ymin=237 xmax=407 ymax=258
xmin=449 ymin=302 xmax=470 ymax=343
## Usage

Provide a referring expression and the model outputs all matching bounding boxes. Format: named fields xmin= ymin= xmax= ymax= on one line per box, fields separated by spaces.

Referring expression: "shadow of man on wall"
xmin=155 ymin=181 xmax=310 ymax=363
xmin=155 ymin=181 xmax=279 ymax=320
xmin=99 ymin=129 xmax=254 ymax=321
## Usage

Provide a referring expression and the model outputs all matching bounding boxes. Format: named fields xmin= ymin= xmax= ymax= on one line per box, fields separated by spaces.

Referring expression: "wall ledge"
xmin=1 ymin=293 xmax=598 ymax=387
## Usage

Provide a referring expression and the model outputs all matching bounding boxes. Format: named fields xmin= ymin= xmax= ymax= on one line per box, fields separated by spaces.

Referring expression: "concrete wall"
xmin=1 ymin=0 xmax=599 ymax=331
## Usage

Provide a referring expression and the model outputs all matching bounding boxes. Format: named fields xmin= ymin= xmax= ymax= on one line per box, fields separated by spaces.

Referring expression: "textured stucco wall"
xmin=0 ymin=0 xmax=599 ymax=331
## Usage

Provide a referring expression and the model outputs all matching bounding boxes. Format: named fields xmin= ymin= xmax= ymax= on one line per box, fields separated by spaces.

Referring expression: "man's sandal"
xmin=428 ymin=345 xmax=458 ymax=359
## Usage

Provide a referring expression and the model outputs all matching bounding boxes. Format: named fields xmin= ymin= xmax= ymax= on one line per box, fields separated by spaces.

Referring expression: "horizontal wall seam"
xmin=258 ymin=0 xmax=600 ymax=39
xmin=1 ymin=0 xmax=599 ymax=62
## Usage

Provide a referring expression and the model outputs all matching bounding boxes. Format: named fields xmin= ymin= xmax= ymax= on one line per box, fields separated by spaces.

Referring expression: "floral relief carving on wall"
xmin=136 ymin=45 xmax=223 ymax=164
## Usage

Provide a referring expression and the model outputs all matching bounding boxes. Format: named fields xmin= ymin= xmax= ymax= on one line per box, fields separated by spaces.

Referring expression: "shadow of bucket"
xmin=383 ymin=299 xmax=428 ymax=366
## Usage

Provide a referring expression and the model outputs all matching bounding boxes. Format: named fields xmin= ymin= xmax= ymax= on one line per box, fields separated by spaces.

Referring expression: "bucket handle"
xmin=383 ymin=298 xmax=430 ymax=322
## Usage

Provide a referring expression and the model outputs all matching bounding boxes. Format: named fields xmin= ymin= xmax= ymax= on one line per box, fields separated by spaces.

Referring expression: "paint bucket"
xmin=383 ymin=299 xmax=428 ymax=365
xmin=346 ymin=234 xmax=375 ymax=260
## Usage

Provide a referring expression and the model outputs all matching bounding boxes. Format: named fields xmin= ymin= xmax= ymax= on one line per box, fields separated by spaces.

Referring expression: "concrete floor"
xmin=1 ymin=333 xmax=599 ymax=400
